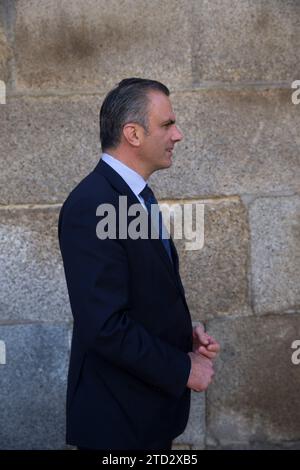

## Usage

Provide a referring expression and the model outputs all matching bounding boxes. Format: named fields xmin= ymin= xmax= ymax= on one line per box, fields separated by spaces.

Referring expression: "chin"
xmin=158 ymin=162 xmax=171 ymax=171
xmin=154 ymin=158 xmax=172 ymax=172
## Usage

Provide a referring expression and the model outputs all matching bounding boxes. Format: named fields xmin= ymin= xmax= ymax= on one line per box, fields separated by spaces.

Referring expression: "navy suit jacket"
xmin=58 ymin=159 xmax=193 ymax=449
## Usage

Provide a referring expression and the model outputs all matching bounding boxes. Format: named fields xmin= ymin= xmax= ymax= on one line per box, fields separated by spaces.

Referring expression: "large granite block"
xmin=206 ymin=315 xmax=300 ymax=448
xmin=171 ymin=197 xmax=250 ymax=321
xmin=2 ymin=89 xmax=298 ymax=204
xmin=0 ymin=324 xmax=70 ymax=449
xmin=191 ymin=0 xmax=300 ymax=83
xmin=14 ymin=0 xmax=192 ymax=92
xmin=249 ymin=196 xmax=300 ymax=314
xmin=0 ymin=96 xmax=101 ymax=204
xmin=173 ymin=391 xmax=205 ymax=450
xmin=150 ymin=89 xmax=300 ymax=198
xmin=0 ymin=3 xmax=12 ymax=84
xmin=0 ymin=207 xmax=71 ymax=322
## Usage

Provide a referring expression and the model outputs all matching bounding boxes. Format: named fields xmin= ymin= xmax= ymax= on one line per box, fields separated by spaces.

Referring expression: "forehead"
xmin=147 ymin=91 xmax=175 ymax=122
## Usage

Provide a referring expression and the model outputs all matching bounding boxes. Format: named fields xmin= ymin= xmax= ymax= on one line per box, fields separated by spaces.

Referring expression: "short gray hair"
xmin=99 ymin=78 xmax=170 ymax=151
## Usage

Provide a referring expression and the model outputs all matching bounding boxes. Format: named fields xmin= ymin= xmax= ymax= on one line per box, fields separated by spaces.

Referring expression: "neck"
xmin=104 ymin=147 xmax=152 ymax=180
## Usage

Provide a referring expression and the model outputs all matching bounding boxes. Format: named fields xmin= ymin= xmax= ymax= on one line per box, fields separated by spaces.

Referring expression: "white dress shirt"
xmin=101 ymin=153 xmax=147 ymax=209
xmin=101 ymin=152 xmax=171 ymax=247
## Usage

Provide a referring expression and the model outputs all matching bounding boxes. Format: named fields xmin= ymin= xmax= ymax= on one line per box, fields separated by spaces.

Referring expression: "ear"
xmin=122 ymin=123 xmax=144 ymax=147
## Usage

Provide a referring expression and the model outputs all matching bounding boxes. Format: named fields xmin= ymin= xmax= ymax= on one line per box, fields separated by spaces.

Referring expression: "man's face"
xmin=138 ymin=91 xmax=183 ymax=175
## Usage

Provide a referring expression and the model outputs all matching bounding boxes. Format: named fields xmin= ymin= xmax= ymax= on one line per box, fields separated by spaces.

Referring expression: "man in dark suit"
xmin=58 ymin=78 xmax=220 ymax=450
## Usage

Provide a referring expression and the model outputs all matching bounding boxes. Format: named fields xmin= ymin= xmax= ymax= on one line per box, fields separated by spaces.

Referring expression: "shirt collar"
xmin=101 ymin=153 xmax=146 ymax=197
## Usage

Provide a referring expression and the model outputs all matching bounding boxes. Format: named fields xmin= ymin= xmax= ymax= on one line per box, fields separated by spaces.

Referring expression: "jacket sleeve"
xmin=59 ymin=197 xmax=191 ymax=399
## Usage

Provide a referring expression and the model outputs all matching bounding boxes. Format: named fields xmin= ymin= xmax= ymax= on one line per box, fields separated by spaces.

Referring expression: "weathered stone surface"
xmin=173 ymin=391 xmax=205 ymax=449
xmin=0 ymin=0 xmax=299 ymax=451
xmin=0 ymin=29 xmax=9 ymax=82
xmin=172 ymin=444 xmax=191 ymax=450
xmin=2 ymin=89 xmax=299 ymax=204
xmin=14 ymin=0 xmax=192 ymax=92
xmin=206 ymin=315 xmax=300 ymax=448
xmin=170 ymin=198 xmax=250 ymax=321
xmin=0 ymin=207 xmax=72 ymax=322
xmin=191 ymin=0 xmax=300 ymax=83
xmin=250 ymin=196 xmax=300 ymax=314
xmin=150 ymin=89 xmax=300 ymax=198
xmin=206 ymin=440 xmax=300 ymax=450
xmin=0 ymin=96 xmax=101 ymax=204
xmin=0 ymin=3 xmax=12 ymax=84
xmin=0 ymin=324 xmax=70 ymax=449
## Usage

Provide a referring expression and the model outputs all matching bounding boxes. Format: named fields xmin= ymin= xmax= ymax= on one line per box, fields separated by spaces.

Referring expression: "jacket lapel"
xmin=94 ymin=159 xmax=181 ymax=290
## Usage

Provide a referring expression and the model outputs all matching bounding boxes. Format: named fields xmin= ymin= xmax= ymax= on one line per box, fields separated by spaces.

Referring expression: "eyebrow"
xmin=161 ymin=119 xmax=176 ymax=126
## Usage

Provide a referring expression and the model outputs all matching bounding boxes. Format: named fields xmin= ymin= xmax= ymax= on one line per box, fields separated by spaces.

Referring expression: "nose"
xmin=172 ymin=125 xmax=183 ymax=143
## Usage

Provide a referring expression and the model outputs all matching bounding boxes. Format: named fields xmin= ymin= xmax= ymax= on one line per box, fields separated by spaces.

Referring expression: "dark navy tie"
xmin=139 ymin=184 xmax=173 ymax=263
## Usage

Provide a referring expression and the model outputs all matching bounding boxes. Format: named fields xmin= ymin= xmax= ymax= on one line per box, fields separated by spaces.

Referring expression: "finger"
xmin=195 ymin=324 xmax=204 ymax=333
xmin=207 ymin=335 xmax=219 ymax=346
xmin=194 ymin=325 xmax=205 ymax=335
xmin=202 ymin=352 xmax=217 ymax=360
xmin=192 ymin=329 xmax=200 ymax=339
xmin=208 ymin=343 xmax=220 ymax=353
xmin=197 ymin=332 xmax=210 ymax=345
xmin=198 ymin=347 xmax=217 ymax=359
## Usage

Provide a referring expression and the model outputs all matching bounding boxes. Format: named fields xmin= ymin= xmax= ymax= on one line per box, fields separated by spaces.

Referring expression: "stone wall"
xmin=0 ymin=0 xmax=299 ymax=449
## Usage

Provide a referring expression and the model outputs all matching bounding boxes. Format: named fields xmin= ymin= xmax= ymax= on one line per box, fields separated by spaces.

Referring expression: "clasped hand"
xmin=192 ymin=324 xmax=220 ymax=359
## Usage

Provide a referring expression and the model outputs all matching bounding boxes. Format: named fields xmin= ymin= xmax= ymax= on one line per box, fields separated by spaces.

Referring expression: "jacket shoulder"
xmin=62 ymin=169 xmax=117 ymax=213
xmin=58 ymin=169 xmax=119 ymax=240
